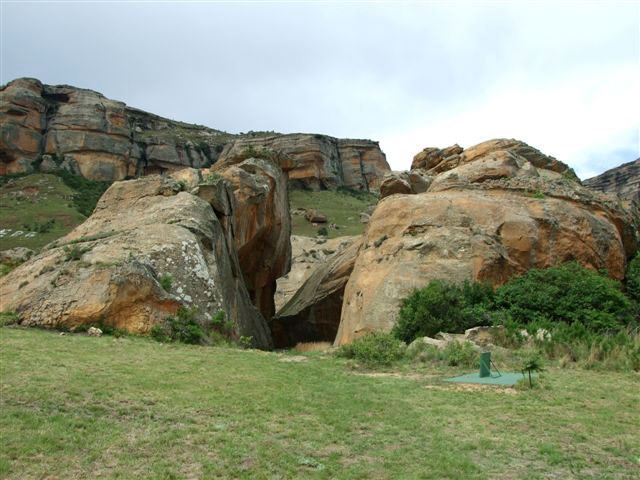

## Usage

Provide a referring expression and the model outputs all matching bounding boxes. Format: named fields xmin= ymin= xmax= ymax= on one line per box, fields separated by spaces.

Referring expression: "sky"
xmin=1 ymin=1 xmax=638 ymax=179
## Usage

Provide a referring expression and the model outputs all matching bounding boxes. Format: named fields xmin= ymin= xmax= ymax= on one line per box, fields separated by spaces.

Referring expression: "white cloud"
xmin=379 ymin=63 xmax=640 ymax=179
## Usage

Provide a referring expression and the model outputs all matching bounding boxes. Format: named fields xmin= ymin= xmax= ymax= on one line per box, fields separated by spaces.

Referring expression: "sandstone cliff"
xmin=273 ymin=139 xmax=638 ymax=346
xmin=1 ymin=78 xmax=389 ymax=190
xmin=217 ymin=135 xmax=390 ymax=191
xmin=0 ymin=174 xmax=273 ymax=348
xmin=583 ymin=159 xmax=639 ymax=206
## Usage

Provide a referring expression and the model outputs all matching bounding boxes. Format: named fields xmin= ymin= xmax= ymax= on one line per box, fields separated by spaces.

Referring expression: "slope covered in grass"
xmin=289 ymin=188 xmax=377 ymax=238
xmin=1 ymin=328 xmax=638 ymax=479
xmin=0 ymin=174 xmax=88 ymax=251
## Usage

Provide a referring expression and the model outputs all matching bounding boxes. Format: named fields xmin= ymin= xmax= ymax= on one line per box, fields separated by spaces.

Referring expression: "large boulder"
xmin=333 ymin=139 xmax=638 ymax=345
xmin=272 ymin=237 xmax=362 ymax=348
xmin=0 ymin=175 xmax=272 ymax=348
xmin=210 ymin=157 xmax=292 ymax=321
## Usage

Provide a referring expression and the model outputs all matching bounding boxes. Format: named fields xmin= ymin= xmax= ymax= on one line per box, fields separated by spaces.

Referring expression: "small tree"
xmin=521 ymin=352 xmax=544 ymax=388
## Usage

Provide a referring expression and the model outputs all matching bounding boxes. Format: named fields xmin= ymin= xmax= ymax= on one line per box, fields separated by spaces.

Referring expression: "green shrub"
xmin=625 ymin=253 xmax=640 ymax=307
xmin=317 ymin=227 xmax=328 ymax=237
xmin=152 ymin=307 xmax=206 ymax=345
xmin=441 ymin=341 xmax=478 ymax=367
xmin=52 ymin=170 xmax=111 ymax=217
xmin=494 ymin=262 xmax=634 ymax=333
xmin=337 ymin=332 xmax=405 ymax=367
xmin=64 ymin=244 xmax=90 ymax=261
xmin=0 ymin=311 xmax=19 ymax=326
xmin=393 ymin=280 xmax=494 ymax=343
xmin=202 ymin=172 xmax=222 ymax=184
xmin=159 ymin=273 xmax=173 ymax=292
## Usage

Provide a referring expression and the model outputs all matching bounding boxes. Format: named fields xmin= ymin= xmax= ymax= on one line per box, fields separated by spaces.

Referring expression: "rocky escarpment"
xmin=217 ymin=135 xmax=390 ymax=191
xmin=1 ymin=78 xmax=390 ymax=190
xmin=0 ymin=174 xmax=273 ymax=348
xmin=334 ymin=139 xmax=638 ymax=345
xmin=275 ymin=139 xmax=638 ymax=347
xmin=583 ymin=159 xmax=639 ymax=206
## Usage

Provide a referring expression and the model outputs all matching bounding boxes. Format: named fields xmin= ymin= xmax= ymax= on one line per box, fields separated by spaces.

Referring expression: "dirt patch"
xmin=278 ymin=355 xmax=308 ymax=363
xmin=424 ymin=384 xmax=519 ymax=394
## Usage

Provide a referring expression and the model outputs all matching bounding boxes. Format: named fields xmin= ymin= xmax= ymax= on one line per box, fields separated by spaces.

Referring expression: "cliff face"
xmin=1 ymin=78 xmax=390 ymax=189
xmin=583 ymin=159 xmax=640 ymax=206
xmin=216 ymin=134 xmax=390 ymax=191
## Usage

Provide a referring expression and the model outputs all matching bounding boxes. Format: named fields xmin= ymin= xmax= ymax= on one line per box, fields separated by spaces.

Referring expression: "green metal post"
xmin=479 ymin=351 xmax=491 ymax=378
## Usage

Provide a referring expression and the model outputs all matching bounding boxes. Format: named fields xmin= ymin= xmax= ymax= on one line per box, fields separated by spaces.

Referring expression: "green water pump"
xmin=479 ymin=351 xmax=491 ymax=378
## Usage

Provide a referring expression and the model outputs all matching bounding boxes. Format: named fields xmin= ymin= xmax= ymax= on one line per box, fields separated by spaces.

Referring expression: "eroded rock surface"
xmin=333 ymin=139 xmax=638 ymax=345
xmin=274 ymin=235 xmax=359 ymax=311
xmin=212 ymin=158 xmax=292 ymax=321
xmin=1 ymin=78 xmax=390 ymax=189
xmin=272 ymin=237 xmax=362 ymax=348
xmin=217 ymin=134 xmax=390 ymax=191
xmin=0 ymin=175 xmax=272 ymax=348
xmin=583 ymin=159 xmax=639 ymax=206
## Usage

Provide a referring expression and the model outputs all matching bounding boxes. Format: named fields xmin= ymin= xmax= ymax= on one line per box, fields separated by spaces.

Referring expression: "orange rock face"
xmin=0 ymin=174 xmax=273 ymax=348
xmin=217 ymin=134 xmax=390 ymax=191
xmin=213 ymin=158 xmax=292 ymax=321
xmin=332 ymin=139 xmax=638 ymax=345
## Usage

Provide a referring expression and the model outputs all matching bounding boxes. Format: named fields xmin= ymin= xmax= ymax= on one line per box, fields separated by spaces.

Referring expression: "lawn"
xmin=1 ymin=328 xmax=638 ymax=479
xmin=289 ymin=188 xmax=377 ymax=239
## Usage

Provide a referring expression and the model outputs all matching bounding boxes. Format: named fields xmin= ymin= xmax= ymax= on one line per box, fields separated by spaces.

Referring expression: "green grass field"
xmin=1 ymin=328 xmax=638 ymax=479
xmin=289 ymin=188 xmax=377 ymax=238
xmin=0 ymin=174 xmax=86 ymax=251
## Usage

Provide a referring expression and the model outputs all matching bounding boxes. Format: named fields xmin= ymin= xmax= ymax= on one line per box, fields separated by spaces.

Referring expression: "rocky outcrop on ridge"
xmin=583 ymin=159 xmax=639 ymax=206
xmin=0 ymin=174 xmax=276 ymax=348
xmin=215 ymin=134 xmax=390 ymax=191
xmin=326 ymin=139 xmax=638 ymax=345
xmin=1 ymin=78 xmax=390 ymax=190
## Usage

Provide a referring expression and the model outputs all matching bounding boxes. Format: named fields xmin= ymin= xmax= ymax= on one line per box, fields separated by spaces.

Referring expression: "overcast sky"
xmin=2 ymin=1 xmax=638 ymax=179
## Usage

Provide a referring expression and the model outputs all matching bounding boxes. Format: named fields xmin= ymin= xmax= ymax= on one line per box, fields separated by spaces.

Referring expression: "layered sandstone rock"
xmin=333 ymin=139 xmax=638 ymax=345
xmin=0 ymin=175 xmax=272 ymax=348
xmin=216 ymin=134 xmax=390 ymax=191
xmin=211 ymin=158 xmax=292 ymax=321
xmin=274 ymin=235 xmax=359 ymax=311
xmin=0 ymin=78 xmax=47 ymax=174
xmin=272 ymin=237 xmax=362 ymax=348
xmin=1 ymin=78 xmax=390 ymax=188
xmin=583 ymin=159 xmax=639 ymax=206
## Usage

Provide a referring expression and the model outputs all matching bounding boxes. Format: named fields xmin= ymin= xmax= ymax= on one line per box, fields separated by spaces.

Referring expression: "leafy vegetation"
xmin=158 ymin=272 xmax=173 ymax=292
xmin=337 ymin=332 xmax=406 ymax=367
xmin=494 ymin=262 xmax=635 ymax=333
xmin=1 ymin=328 xmax=639 ymax=479
xmin=625 ymin=252 xmax=640 ymax=306
xmin=51 ymin=169 xmax=111 ymax=217
xmin=393 ymin=280 xmax=494 ymax=342
xmin=150 ymin=307 xmax=207 ymax=345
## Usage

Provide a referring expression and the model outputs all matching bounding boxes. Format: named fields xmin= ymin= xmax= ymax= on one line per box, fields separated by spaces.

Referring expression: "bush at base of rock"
xmin=150 ymin=307 xmax=208 ymax=345
xmin=393 ymin=280 xmax=494 ymax=343
xmin=394 ymin=262 xmax=637 ymax=347
xmin=494 ymin=262 xmax=635 ymax=333
xmin=337 ymin=332 xmax=406 ymax=367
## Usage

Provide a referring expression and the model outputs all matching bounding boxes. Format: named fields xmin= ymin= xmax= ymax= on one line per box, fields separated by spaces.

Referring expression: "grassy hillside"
xmin=289 ymin=188 xmax=377 ymax=238
xmin=0 ymin=174 xmax=87 ymax=251
xmin=0 ymin=173 xmax=110 ymax=253
xmin=1 ymin=328 xmax=638 ymax=479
